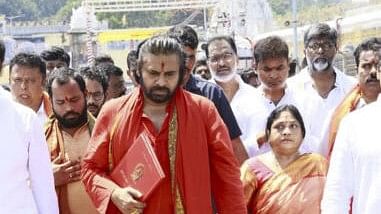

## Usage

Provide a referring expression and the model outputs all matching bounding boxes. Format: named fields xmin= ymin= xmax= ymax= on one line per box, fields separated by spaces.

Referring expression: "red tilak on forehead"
xmin=161 ymin=61 xmax=165 ymax=72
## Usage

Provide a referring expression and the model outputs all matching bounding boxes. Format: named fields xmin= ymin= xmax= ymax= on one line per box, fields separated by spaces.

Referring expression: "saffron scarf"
xmin=106 ymin=87 xmax=238 ymax=213
xmin=45 ymin=112 xmax=96 ymax=161
xmin=327 ymin=85 xmax=361 ymax=159
xmin=42 ymin=91 xmax=53 ymax=117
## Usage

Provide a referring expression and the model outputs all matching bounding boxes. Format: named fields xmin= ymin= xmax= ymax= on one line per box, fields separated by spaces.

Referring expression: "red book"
xmin=110 ymin=133 xmax=165 ymax=201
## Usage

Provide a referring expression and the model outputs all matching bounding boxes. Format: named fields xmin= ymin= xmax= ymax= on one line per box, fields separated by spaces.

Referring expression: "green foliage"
xmin=268 ymin=0 xmax=355 ymax=28
xmin=35 ymin=0 xmax=68 ymax=18
xmin=97 ymin=11 xmax=173 ymax=28
xmin=0 ymin=0 xmax=207 ymax=28
xmin=0 ymin=0 xmax=39 ymax=20
xmin=4 ymin=0 xmax=378 ymax=31
xmin=0 ymin=0 xmax=69 ymax=20
xmin=96 ymin=9 xmax=204 ymax=29
xmin=268 ymin=0 xmax=320 ymax=17
xmin=54 ymin=0 xmax=81 ymax=22
xmin=268 ymin=0 xmax=290 ymax=16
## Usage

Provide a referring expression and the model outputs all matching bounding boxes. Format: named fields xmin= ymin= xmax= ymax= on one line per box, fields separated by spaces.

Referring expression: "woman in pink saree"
xmin=241 ymin=104 xmax=328 ymax=214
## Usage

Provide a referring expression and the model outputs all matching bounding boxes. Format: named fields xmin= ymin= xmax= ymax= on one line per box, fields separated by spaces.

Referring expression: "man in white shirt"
xmin=9 ymin=53 xmax=52 ymax=126
xmin=206 ymin=35 xmax=258 ymax=155
xmin=0 ymin=39 xmax=58 ymax=214
xmin=321 ymin=86 xmax=381 ymax=213
xmin=288 ymin=23 xmax=356 ymax=156
xmin=327 ymin=37 xmax=381 ymax=158
xmin=250 ymin=36 xmax=312 ymax=157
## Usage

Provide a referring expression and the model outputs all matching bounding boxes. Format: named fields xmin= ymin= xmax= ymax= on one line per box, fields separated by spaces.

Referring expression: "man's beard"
xmin=54 ymin=107 xmax=88 ymax=129
xmin=140 ymin=79 xmax=178 ymax=104
xmin=211 ymin=65 xmax=237 ymax=83
xmin=307 ymin=57 xmax=331 ymax=73
xmin=87 ymin=102 xmax=104 ymax=118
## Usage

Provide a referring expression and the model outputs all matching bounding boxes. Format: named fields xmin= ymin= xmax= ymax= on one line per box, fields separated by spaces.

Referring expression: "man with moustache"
xmin=45 ymin=68 xmax=97 ymax=214
xmin=327 ymin=37 xmax=381 ymax=159
xmin=80 ymin=66 xmax=108 ymax=118
xmin=0 ymin=40 xmax=59 ymax=214
xmin=205 ymin=35 xmax=258 ymax=157
xmin=168 ymin=25 xmax=248 ymax=163
xmin=321 ymin=41 xmax=381 ymax=214
xmin=288 ymin=23 xmax=356 ymax=156
xmin=9 ymin=53 xmax=52 ymax=126
xmin=82 ymin=35 xmax=246 ymax=214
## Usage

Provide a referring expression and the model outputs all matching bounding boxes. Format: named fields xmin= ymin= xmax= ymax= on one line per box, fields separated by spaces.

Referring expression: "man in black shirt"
xmin=168 ymin=25 xmax=248 ymax=164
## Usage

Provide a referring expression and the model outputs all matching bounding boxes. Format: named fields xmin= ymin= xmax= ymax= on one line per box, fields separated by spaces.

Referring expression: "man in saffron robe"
xmin=327 ymin=37 xmax=381 ymax=158
xmin=82 ymin=35 xmax=246 ymax=214
xmin=45 ymin=68 xmax=98 ymax=214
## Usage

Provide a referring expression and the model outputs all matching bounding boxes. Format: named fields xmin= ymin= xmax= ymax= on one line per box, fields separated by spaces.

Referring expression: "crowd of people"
xmin=0 ymin=22 xmax=380 ymax=214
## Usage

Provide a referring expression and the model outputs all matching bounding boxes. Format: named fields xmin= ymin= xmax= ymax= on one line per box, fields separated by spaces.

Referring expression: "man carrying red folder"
xmin=82 ymin=35 xmax=247 ymax=214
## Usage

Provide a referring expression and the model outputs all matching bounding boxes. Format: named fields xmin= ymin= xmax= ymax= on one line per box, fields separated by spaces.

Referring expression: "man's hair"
xmin=168 ymin=25 xmax=198 ymax=49
xmin=304 ymin=23 xmax=338 ymax=47
xmin=134 ymin=39 xmax=148 ymax=82
xmin=205 ymin=36 xmax=238 ymax=57
xmin=96 ymin=62 xmax=124 ymax=78
xmin=254 ymin=36 xmax=289 ymax=64
xmin=46 ymin=67 xmax=86 ymax=98
xmin=137 ymin=35 xmax=185 ymax=84
xmin=40 ymin=46 xmax=70 ymax=66
xmin=194 ymin=58 xmax=208 ymax=68
xmin=241 ymin=69 xmax=258 ymax=84
xmin=353 ymin=37 xmax=381 ymax=67
xmin=94 ymin=55 xmax=115 ymax=66
xmin=79 ymin=66 xmax=109 ymax=92
xmin=9 ymin=53 xmax=46 ymax=79
xmin=265 ymin=104 xmax=306 ymax=140
xmin=289 ymin=58 xmax=298 ymax=77
xmin=136 ymin=39 xmax=148 ymax=58
xmin=127 ymin=50 xmax=138 ymax=70
xmin=0 ymin=40 xmax=5 ymax=64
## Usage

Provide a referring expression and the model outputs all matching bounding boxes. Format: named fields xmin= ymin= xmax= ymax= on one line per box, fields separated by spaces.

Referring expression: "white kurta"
xmin=36 ymin=100 xmax=48 ymax=127
xmin=245 ymin=85 xmax=315 ymax=157
xmin=212 ymin=75 xmax=259 ymax=155
xmin=287 ymin=67 xmax=356 ymax=156
xmin=0 ymin=88 xmax=58 ymax=214
xmin=321 ymin=95 xmax=381 ymax=214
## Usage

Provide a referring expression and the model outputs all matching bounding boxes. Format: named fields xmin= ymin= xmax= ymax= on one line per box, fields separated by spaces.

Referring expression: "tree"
xmin=0 ymin=0 xmax=38 ymax=20
xmin=97 ymin=10 xmax=177 ymax=29
xmin=269 ymin=0 xmax=353 ymax=28
xmin=268 ymin=0 xmax=290 ymax=16
xmin=35 ymin=0 xmax=67 ymax=18
xmin=54 ymin=0 xmax=81 ymax=22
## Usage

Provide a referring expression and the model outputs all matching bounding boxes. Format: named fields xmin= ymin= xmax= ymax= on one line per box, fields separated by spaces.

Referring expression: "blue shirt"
xmin=185 ymin=75 xmax=242 ymax=139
